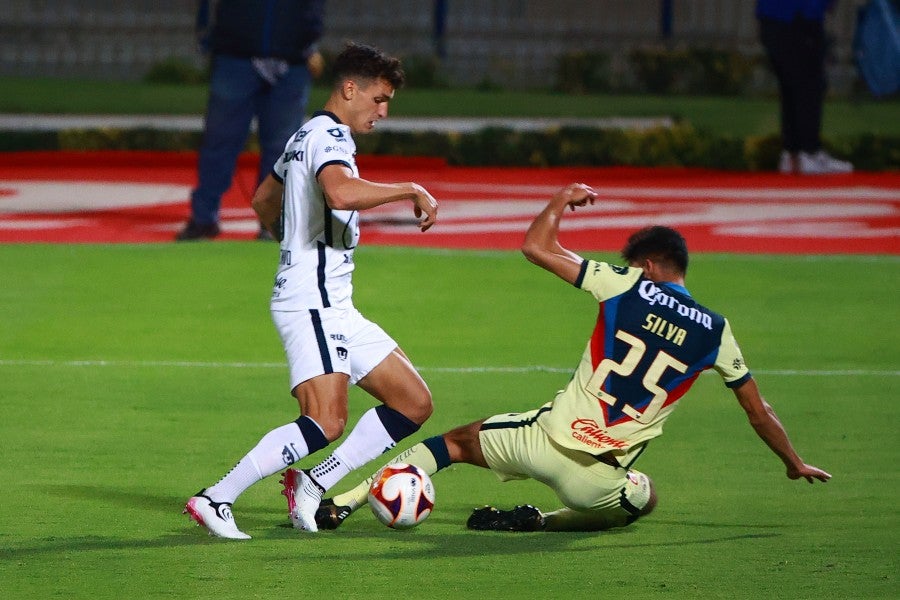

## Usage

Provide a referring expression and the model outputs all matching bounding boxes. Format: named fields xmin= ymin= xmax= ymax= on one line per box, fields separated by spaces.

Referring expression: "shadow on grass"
xmin=2 ymin=483 xmax=780 ymax=561
xmin=43 ymin=483 xmax=276 ymax=517
xmin=0 ymin=528 xmax=781 ymax=562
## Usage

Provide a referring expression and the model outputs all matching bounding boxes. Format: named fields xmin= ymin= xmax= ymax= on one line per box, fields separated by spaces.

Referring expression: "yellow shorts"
xmin=479 ymin=407 xmax=651 ymax=520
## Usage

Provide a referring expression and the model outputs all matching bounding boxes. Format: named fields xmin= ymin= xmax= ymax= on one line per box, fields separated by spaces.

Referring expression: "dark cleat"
xmin=315 ymin=498 xmax=353 ymax=530
xmin=466 ymin=504 xmax=545 ymax=532
xmin=175 ymin=220 xmax=220 ymax=241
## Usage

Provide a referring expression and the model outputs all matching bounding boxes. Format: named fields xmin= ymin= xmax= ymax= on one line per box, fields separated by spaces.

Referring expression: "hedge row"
xmin=1 ymin=125 xmax=896 ymax=171
xmin=556 ymin=48 xmax=759 ymax=96
xmin=356 ymin=125 xmax=898 ymax=171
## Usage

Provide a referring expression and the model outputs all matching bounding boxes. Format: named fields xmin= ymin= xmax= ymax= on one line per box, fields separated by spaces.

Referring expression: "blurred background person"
xmin=756 ymin=0 xmax=853 ymax=175
xmin=177 ymin=0 xmax=327 ymax=241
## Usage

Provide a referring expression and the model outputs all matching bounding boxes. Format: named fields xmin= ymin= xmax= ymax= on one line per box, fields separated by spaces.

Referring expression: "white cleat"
xmin=280 ymin=468 xmax=323 ymax=532
xmin=183 ymin=491 xmax=251 ymax=540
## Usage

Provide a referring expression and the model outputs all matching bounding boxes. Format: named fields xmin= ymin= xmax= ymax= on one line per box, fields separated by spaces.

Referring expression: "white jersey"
xmin=270 ymin=111 xmax=360 ymax=311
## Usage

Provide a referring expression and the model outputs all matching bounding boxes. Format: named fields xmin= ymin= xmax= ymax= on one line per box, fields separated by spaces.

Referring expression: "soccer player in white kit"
xmin=298 ymin=183 xmax=831 ymax=532
xmin=184 ymin=43 xmax=439 ymax=539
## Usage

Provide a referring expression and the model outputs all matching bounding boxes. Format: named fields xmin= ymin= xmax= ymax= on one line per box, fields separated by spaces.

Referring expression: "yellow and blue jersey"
xmin=537 ymin=260 xmax=751 ymax=461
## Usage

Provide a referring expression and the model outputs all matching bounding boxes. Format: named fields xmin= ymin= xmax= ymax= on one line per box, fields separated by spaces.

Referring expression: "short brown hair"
xmin=332 ymin=42 xmax=405 ymax=89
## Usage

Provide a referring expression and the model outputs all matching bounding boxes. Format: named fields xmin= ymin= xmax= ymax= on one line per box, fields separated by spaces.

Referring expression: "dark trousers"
xmin=191 ymin=55 xmax=312 ymax=226
xmin=758 ymin=16 xmax=828 ymax=153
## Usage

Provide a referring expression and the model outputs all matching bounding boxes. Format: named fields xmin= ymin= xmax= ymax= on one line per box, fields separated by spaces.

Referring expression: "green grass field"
xmin=1 ymin=243 xmax=897 ymax=599
xmin=2 ymin=76 xmax=899 ymax=138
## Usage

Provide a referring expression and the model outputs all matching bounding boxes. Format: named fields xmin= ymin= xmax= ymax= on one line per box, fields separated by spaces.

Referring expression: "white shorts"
xmin=479 ymin=407 xmax=652 ymax=522
xmin=272 ymin=306 xmax=397 ymax=390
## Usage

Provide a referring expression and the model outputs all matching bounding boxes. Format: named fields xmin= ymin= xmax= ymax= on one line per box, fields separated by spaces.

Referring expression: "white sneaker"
xmin=798 ymin=150 xmax=854 ymax=175
xmin=183 ymin=491 xmax=251 ymax=540
xmin=778 ymin=151 xmax=796 ymax=174
xmin=280 ymin=468 xmax=323 ymax=532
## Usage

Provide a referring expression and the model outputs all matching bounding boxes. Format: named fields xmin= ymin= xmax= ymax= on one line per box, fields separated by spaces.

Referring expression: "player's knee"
xmin=404 ymin=386 xmax=433 ymax=425
xmin=419 ymin=389 xmax=434 ymax=420
xmin=639 ymin=478 xmax=658 ymax=517
xmin=621 ymin=470 xmax=656 ymax=521
xmin=442 ymin=420 xmax=488 ymax=467
xmin=299 ymin=405 xmax=348 ymax=441
xmin=316 ymin=417 xmax=346 ymax=441
xmin=292 ymin=374 xmax=350 ymax=440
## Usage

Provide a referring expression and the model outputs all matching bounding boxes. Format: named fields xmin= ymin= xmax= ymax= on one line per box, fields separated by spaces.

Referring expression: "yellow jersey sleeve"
xmin=713 ymin=318 xmax=751 ymax=387
xmin=576 ymin=259 xmax=643 ymax=301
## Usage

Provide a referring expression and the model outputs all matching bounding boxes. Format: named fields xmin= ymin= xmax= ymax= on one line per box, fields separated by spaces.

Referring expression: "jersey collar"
xmin=660 ymin=281 xmax=691 ymax=297
xmin=312 ymin=110 xmax=343 ymax=124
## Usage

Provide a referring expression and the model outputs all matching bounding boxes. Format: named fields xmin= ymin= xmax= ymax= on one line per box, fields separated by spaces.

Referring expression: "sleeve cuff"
xmin=725 ymin=372 xmax=753 ymax=389
xmin=573 ymin=259 xmax=589 ymax=288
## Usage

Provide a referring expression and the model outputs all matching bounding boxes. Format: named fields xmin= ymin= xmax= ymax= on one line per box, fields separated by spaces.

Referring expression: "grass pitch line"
xmin=0 ymin=358 xmax=896 ymax=377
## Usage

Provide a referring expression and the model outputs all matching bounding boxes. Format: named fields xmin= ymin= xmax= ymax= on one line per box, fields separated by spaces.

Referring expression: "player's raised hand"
xmin=411 ymin=183 xmax=438 ymax=231
xmin=787 ymin=463 xmax=832 ymax=483
xmin=556 ymin=183 xmax=597 ymax=211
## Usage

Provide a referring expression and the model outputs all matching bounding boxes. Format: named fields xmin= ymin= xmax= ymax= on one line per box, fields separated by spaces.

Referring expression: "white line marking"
xmin=0 ymin=218 xmax=95 ymax=229
xmin=0 ymin=359 xmax=895 ymax=376
xmin=0 ymin=181 xmax=191 ymax=213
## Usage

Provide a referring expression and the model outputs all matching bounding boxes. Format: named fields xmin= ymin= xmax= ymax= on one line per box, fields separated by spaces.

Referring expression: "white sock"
xmin=309 ymin=407 xmax=400 ymax=491
xmin=206 ymin=420 xmax=322 ymax=504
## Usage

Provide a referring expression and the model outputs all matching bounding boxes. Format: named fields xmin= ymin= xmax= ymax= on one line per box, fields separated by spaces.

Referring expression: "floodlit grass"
xmin=0 ymin=243 xmax=897 ymax=599
xmin=2 ymin=76 xmax=898 ymax=138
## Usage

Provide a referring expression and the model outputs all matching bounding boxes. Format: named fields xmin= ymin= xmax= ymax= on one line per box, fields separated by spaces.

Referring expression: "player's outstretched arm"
xmin=318 ymin=164 xmax=438 ymax=231
xmin=522 ymin=183 xmax=597 ymax=284
xmin=733 ymin=378 xmax=832 ymax=483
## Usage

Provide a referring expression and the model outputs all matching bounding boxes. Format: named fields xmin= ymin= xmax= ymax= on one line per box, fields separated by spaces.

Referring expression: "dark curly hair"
xmin=621 ymin=226 xmax=689 ymax=274
xmin=332 ymin=42 xmax=405 ymax=90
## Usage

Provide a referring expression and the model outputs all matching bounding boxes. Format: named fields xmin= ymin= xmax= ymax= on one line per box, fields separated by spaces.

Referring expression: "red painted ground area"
xmin=0 ymin=151 xmax=897 ymax=254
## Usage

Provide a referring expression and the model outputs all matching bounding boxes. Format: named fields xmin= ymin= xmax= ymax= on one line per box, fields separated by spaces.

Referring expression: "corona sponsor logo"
xmin=638 ymin=280 xmax=713 ymax=330
xmin=570 ymin=418 xmax=629 ymax=449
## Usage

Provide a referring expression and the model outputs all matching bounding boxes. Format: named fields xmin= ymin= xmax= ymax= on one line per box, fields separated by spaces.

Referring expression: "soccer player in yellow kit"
xmin=285 ymin=182 xmax=831 ymax=532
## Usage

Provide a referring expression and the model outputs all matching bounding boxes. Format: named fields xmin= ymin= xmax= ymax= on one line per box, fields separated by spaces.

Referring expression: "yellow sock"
xmin=332 ymin=441 xmax=441 ymax=510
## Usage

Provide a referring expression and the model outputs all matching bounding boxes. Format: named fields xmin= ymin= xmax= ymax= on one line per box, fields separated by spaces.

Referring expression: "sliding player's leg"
xmin=469 ymin=410 xmax=657 ymax=532
xmin=541 ymin=470 xmax=657 ymax=531
xmin=308 ymin=419 xmax=487 ymax=529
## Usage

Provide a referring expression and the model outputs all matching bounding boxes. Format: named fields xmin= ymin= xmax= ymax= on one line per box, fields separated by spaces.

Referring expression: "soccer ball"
xmin=368 ymin=463 xmax=435 ymax=529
